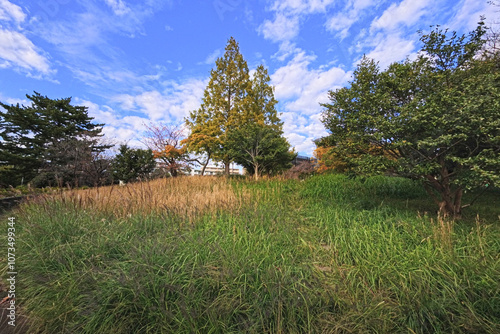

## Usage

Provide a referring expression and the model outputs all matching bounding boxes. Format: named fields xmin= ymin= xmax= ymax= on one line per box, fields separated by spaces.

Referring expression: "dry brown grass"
xmin=48 ymin=176 xmax=248 ymax=220
xmin=431 ymin=215 xmax=455 ymax=251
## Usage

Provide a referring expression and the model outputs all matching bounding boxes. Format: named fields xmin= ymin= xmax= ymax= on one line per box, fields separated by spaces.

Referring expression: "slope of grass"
xmin=1 ymin=175 xmax=499 ymax=333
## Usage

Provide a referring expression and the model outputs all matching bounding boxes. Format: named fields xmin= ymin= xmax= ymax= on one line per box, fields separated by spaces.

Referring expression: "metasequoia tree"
xmin=320 ymin=22 xmax=499 ymax=218
xmin=186 ymin=37 xmax=251 ymax=175
xmin=186 ymin=41 xmax=294 ymax=177
xmin=227 ymin=65 xmax=294 ymax=179
xmin=246 ymin=65 xmax=282 ymax=130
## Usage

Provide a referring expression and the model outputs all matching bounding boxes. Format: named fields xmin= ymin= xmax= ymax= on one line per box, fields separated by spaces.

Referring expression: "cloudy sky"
xmin=0 ymin=0 xmax=497 ymax=155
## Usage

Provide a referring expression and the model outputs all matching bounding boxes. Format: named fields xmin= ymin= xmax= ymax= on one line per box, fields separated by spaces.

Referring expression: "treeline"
xmin=1 ymin=22 xmax=499 ymax=218
xmin=0 ymin=92 xmax=163 ymax=188
xmin=0 ymin=38 xmax=295 ymax=187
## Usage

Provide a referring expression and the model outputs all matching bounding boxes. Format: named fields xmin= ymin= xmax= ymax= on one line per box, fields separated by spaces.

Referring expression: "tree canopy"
xmin=228 ymin=123 xmax=295 ymax=179
xmin=142 ymin=123 xmax=188 ymax=177
xmin=0 ymin=92 xmax=110 ymax=187
xmin=319 ymin=22 xmax=499 ymax=217
xmin=186 ymin=37 xmax=251 ymax=175
xmin=111 ymin=145 xmax=156 ymax=183
xmin=186 ymin=38 xmax=293 ymax=177
xmin=227 ymin=65 xmax=294 ymax=178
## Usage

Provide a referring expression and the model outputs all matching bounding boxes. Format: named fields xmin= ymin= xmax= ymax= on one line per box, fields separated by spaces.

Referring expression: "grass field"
xmin=1 ymin=174 xmax=499 ymax=333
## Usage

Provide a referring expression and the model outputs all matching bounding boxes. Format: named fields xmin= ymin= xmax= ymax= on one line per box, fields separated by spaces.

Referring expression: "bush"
xmin=282 ymin=161 xmax=315 ymax=179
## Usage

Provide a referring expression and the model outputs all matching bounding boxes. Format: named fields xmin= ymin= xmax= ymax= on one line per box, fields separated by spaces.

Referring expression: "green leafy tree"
xmin=186 ymin=37 xmax=251 ymax=175
xmin=229 ymin=123 xmax=295 ymax=180
xmin=0 ymin=92 xmax=109 ymax=187
xmin=320 ymin=22 xmax=499 ymax=218
xmin=111 ymin=145 xmax=156 ymax=183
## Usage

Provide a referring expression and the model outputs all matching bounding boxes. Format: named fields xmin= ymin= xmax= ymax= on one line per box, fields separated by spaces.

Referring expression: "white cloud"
xmin=134 ymin=91 xmax=169 ymax=120
xmin=272 ymin=40 xmax=302 ymax=61
xmin=113 ymin=78 xmax=207 ymax=122
xmin=259 ymin=13 xmax=300 ymax=42
xmin=0 ymin=0 xmax=26 ymax=23
xmin=0 ymin=1 xmax=54 ymax=78
xmin=0 ymin=29 xmax=53 ymax=75
xmin=272 ymin=50 xmax=316 ymax=99
xmin=272 ymin=50 xmax=350 ymax=113
xmin=200 ymin=48 xmax=221 ymax=65
xmin=259 ymin=0 xmax=336 ymax=42
xmin=38 ymin=13 xmax=107 ymax=59
xmin=271 ymin=0 xmax=336 ymax=14
xmin=286 ymin=131 xmax=306 ymax=147
xmin=344 ymin=0 xmax=437 ymax=70
xmin=325 ymin=0 xmax=376 ymax=38
xmin=79 ymin=99 xmax=148 ymax=147
xmin=448 ymin=0 xmax=498 ymax=31
xmin=29 ymin=0 xmax=171 ymax=88
xmin=371 ymin=0 xmax=432 ymax=32
xmin=363 ymin=32 xmax=416 ymax=68
xmin=0 ymin=93 xmax=29 ymax=107
xmin=281 ymin=111 xmax=328 ymax=155
xmin=104 ymin=0 xmax=132 ymax=16
xmin=326 ymin=13 xmax=358 ymax=40
xmin=286 ymin=65 xmax=350 ymax=114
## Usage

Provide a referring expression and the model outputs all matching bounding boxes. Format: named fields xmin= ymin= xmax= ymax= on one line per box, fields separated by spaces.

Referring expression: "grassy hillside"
xmin=1 ymin=175 xmax=499 ymax=333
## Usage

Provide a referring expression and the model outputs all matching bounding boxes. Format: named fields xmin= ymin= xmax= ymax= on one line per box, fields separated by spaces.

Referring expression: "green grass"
xmin=1 ymin=174 xmax=499 ymax=333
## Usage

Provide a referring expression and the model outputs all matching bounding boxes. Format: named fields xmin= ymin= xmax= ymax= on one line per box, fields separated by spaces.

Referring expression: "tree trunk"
xmin=437 ymin=189 xmax=462 ymax=219
xmin=224 ymin=161 xmax=230 ymax=177
xmin=425 ymin=174 xmax=463 ymax=219
xmin=453 ymin=188 xmax=463 ymax=218
xmin=200 ymin=153 xmax=210 ymax=176
xmin=254 ymin=164 xmax=259 ymax=181
xmin=170 ymin=165 xmax=178 ymax=177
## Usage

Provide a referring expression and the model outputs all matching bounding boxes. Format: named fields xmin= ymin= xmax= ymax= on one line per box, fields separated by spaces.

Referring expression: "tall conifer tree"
xmin=228 ymin=65 xmax=294 ymax=178
xmin=186 ymin=37 xmax=251 ymax=175
xmin=186 ymin=38 xmax=294 ymax=177
xmin=247 ymin=64 xmax=282 ymax=130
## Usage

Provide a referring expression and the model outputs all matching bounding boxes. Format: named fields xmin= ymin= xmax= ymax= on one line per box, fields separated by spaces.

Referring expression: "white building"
xmin=189 ymin=165 xmax=241 ymax=176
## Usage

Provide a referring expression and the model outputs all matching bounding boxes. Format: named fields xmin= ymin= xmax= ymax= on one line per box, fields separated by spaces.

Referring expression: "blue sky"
xmin=0 ymin=0 xmax=497 ymax=156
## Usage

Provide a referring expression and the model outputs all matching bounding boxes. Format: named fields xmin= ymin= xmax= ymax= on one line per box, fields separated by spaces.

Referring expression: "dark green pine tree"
xmin=0 ymin=92 xmax=110 ymax=187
